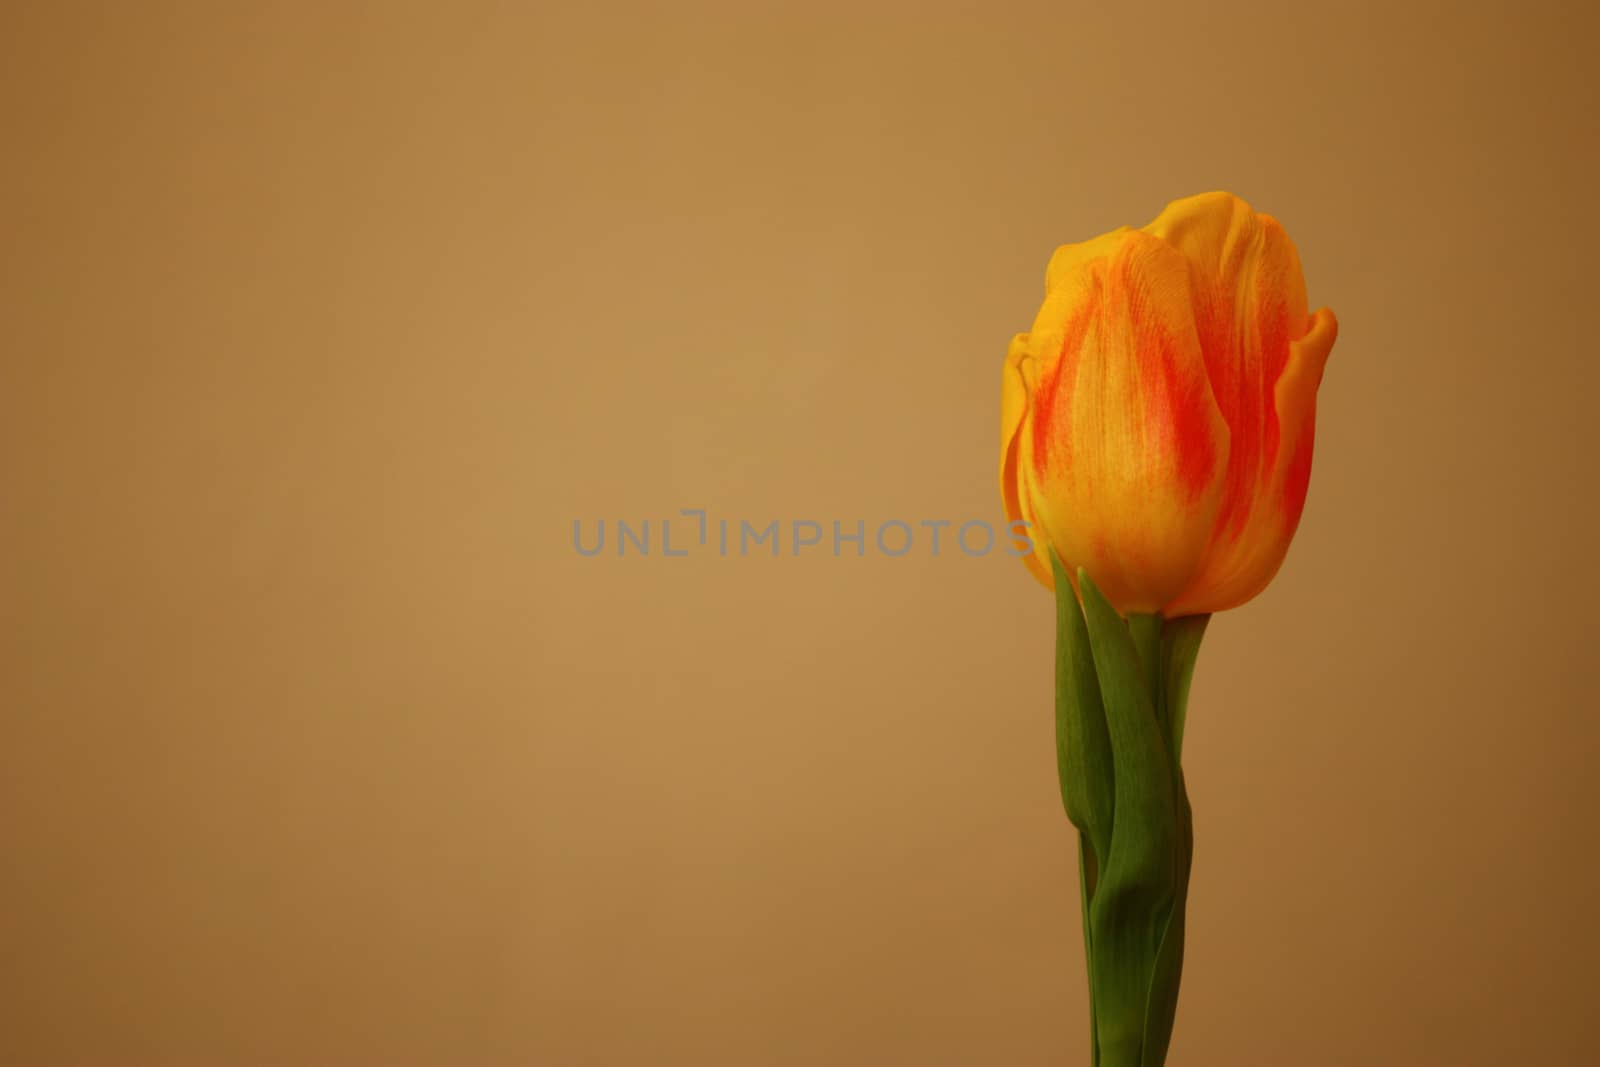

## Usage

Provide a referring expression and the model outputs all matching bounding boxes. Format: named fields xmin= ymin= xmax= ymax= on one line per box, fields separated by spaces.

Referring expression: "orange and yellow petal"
xmin=1145 ymin=193 xmax=1337 ymax=615
xmin=1165 ymin=305 xmax=1338 ymax=614
xmin=1022 ymin=229 xmax=1230 ymax=615
xmin=1000 ymin=331 xmax=1052 ymax=588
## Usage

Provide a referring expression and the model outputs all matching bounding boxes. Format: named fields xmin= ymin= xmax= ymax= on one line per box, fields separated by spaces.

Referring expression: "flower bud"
xmin=1000 ymin=192 xmax=1338 ymax=616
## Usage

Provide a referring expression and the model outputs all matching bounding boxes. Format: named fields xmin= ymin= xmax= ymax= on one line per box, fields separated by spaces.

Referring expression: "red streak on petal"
xmin=1194 ymin=291 xmax=1249 ymax=535
xmin=1259 ymin=290 xmax=1293 ymax=474
xmin=1162 ymin=328 xmax=1219 ymax=501
xmin=1134 ymin=308 xmax=1217 ymax=503
xmin=1281 ymin=411 xmax=1316 ymax=528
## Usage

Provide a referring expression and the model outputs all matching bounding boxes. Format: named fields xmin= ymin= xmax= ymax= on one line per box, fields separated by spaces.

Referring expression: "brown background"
xmin=3 ymin=2 xmax=1596 ymax=1065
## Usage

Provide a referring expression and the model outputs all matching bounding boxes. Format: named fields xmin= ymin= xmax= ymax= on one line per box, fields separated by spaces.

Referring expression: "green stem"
xmin=1160 ymin=616 xmax=1209 ymax=763
xmin=1128 ymin=614 xmax=1165 ymax=732
xmin=1052 ymin=559 xmax=1208 ymax=1067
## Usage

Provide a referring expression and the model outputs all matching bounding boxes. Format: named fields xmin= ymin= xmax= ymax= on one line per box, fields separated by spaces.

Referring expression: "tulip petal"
xmin=1046 ymin=226 xmax=1135 ymax=293
xmin=1146 ymin=194 xmax=1336 ymax=615
xmin=1270 ymin=304 xmax=1339 ymax=534
xmin=1022 ymin=230 xmax=1229 ymax=615
xmin=1001 ymin=331 xmax=1053 ymax=588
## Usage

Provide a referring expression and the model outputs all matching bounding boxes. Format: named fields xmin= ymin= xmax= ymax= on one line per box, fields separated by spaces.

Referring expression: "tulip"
xmin=999 ymin=193 xmax=1339 ymax=1067
xmin=1000 ymin=191 xmax=1338 ymax=616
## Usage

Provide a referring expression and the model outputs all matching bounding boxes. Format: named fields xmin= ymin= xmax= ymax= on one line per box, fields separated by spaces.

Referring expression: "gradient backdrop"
xmin=3 ymin=3 xmax=1597 ymax=1065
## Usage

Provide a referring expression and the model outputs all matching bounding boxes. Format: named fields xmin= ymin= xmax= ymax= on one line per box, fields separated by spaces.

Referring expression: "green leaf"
xmin=1053 ymin=552 xmax=1115 ymax=1067
xmin=1052 ymin=552 xmax=1114 ymax=874
xmin=1077 ymin=571 xmax=1179 ymax=1067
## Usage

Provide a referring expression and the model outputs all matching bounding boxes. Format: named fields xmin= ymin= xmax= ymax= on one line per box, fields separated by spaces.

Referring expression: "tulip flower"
xmin=1000 ymin=191 xmax=1338 ymax=616
xmin=997 ymin=193 xmax=1338 ymax=1067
